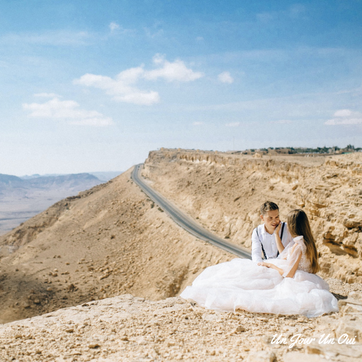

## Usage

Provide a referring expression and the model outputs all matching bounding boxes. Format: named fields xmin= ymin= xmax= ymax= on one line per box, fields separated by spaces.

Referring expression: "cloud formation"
xmin=218 ymin=71 xmax=234 ymax=84
xmin=325 ymin=109 xmax=362 ymax=125
xmin=145 ymin=54 xmax=204 ymax=82
xmin=74 ymin=54 xmax=203 ymax=105
xmin=74 ymin=72 xmax=160 ymax=105
xmin=23 ymin=97 xmax=113 ymax=126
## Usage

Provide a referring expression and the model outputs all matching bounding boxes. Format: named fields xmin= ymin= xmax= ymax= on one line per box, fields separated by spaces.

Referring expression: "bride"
xmin=180 ymin=209 xmax=339 ymax=318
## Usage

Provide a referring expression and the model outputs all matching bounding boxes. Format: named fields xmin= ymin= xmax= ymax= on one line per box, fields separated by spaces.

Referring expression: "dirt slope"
xmin=0 ymin=167 xmax=231 ymax=324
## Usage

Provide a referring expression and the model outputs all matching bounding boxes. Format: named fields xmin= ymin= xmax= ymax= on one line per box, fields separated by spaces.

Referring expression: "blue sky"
xmin=1 ymin=0 xmax=362 ymax=175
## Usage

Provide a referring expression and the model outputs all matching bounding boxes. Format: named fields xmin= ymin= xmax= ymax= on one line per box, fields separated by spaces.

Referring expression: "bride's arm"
xmin=274 ymin=222 xmax=285 ymax=253
xmin=282 ymin=244 xmax=303 ymax=278
xmin=258 ymin=262 xmax=285 ymax=275
xmin=278 ymin=239 xmax=295 ymax=260
xmin=283 ymin=252 xmax=302 ymax=278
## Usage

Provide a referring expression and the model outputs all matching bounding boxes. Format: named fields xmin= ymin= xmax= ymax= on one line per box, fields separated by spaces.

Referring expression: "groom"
xmin=252 ymin=201 xmax=293 ymax=263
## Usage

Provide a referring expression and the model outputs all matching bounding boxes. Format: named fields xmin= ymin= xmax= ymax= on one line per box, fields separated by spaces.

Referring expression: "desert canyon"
xmin=1 ymin=148 xmax=362 ymax=361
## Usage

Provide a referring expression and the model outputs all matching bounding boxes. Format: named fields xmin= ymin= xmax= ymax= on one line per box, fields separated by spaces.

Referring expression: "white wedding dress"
xmin=180 ymin=236 xmax=339 ymax=318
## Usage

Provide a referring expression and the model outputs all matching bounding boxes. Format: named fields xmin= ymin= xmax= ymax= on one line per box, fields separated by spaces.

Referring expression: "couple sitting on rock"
xmin=181 ymin=201 xmax=339 ymax=318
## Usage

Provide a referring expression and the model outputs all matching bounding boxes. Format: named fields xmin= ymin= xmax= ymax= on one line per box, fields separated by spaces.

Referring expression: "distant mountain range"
xmin=0 ymin=171 xmax=122 ymax=235
xmin=0 ymin=173 xmax=98 ymax=192
xmin=19 ymin=171 xmax=121 ymax=182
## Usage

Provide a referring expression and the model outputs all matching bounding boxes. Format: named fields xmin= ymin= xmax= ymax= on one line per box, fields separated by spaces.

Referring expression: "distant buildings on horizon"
xmin=159 ymin=145 xmax=361 ymax=156
xmin=230 ymin=144 xmax=360 ymax=156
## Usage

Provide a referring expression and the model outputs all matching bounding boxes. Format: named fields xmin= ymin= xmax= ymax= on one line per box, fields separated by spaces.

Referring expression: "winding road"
xmin=131 ymin=164 xmax=251 ymax=259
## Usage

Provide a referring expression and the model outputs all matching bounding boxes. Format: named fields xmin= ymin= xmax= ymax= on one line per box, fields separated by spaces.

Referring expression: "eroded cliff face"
xmin=142 ymin=149 xmax=362 ymax=283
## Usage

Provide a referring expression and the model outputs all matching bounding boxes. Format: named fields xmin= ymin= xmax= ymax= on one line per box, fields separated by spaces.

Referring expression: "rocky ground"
xmin=0 ymin=289 xmax=362 ymax=362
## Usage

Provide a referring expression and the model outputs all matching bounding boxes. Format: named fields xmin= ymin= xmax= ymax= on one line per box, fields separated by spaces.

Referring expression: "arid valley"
xmin=1 ymin=149 xmax=362 ymax=361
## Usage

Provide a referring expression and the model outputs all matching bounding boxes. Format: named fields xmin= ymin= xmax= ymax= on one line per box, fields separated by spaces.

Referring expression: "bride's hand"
xmin=258 ymin=262 xmax=285 ymax=276
xmin=258 ymin=262 xmax=271 ymax=268
xmin=275 ymin=221 xmax=282 ymax=234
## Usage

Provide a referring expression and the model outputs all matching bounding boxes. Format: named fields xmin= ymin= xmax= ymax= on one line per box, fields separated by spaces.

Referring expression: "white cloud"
xmin=218 ymin=71 xmax=234 ymax=84
xmin=333 ymin=109 xmax=352 ymax=117
xmin=144 ymin=54 xmax=204 ymax=82
xmin=74 ymin=55 xmax=203 ymax=105
xmin=23 ymin=97 xmax=113 ymax=126
xmin=325 ymin=109 xmax=362 ymax=125
xmin=74 ymin=72 xmax=160 ymax=106
xmin=225 ymin=122 xmax=240 ymax=127
xmin=117 ymin=66 xmax=145 ymax=84
xmin=193 ymin=121 xmax=204 ymax=126
xmin=34 ymin=92 xmax=60 ymax=98
xmin=109 ymin=22 xmax=120 ymax=33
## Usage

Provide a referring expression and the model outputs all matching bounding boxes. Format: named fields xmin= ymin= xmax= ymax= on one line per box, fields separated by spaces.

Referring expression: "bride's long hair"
xmin=287 ymin=209 xmax=319 ymax=273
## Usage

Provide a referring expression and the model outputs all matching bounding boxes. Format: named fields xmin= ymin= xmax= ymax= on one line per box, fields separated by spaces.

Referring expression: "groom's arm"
xmin=251 ymin=228 xmax=263 ymax=263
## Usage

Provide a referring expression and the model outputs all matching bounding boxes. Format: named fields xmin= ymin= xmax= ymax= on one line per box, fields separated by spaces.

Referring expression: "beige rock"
xmin=343 ymin=219 xmax=362 ymax=229
xmin=307 ymin=340 xmax=362 ymax=359
xmin=336 ymin=316 xmax=362 ymax=342
xmin=246 ymin=351 xmax=275 ymax=362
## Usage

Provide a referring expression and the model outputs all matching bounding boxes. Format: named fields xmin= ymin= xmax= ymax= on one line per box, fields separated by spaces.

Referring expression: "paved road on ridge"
xmin=131 ymin=164 xmax=251 ymax=259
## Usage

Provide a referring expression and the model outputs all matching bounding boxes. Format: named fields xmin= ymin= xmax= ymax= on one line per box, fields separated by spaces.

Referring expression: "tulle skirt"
xmin=180 ymin=258 xmax=339 ymax=318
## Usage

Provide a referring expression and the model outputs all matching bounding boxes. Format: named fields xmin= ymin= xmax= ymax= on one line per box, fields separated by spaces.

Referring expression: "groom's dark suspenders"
xmin=255 ymin=222 xmax=285 ymax=260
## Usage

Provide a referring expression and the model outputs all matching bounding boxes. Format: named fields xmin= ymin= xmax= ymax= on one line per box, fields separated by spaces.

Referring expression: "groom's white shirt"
xmin=252 ymin=222 xmax=293 ymax=263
